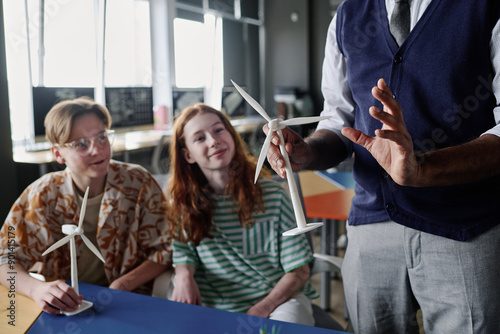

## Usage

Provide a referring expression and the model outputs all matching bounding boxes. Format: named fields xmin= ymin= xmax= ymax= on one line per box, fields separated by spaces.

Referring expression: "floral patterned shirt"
xmin=0 ymin=160 xmax=172 ymax=286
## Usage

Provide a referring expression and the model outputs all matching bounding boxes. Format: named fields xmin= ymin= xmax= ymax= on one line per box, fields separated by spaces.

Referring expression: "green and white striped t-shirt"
xmin=173 ymin=178 xmax=318 ymax=313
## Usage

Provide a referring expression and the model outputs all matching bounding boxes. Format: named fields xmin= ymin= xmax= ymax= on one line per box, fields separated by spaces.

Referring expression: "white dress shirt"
xmin=317 ymin=0 xmax=500 ymax=154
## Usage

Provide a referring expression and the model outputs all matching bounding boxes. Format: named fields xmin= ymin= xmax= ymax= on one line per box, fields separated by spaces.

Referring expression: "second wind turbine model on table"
xmin=231 ymin=80 xmax=330 ymax=236
xmin=42 ymin=187 xmax=105 ymax=315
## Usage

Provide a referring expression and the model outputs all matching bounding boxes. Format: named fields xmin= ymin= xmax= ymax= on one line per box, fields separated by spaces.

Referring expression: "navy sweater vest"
xmin=336 ymin=0 xmax=500 ymax=241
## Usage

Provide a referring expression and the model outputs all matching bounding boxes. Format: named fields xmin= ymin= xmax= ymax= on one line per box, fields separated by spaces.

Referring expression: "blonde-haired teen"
xmin=0 ymin=97 xmax=172 ymax=314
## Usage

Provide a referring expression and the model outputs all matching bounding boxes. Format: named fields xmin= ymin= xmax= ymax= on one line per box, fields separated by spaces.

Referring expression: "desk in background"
xmin=298 ymin=170 xmax=355 ymax=311
xmin=12 ymin=116 xmax=266 ymax=175
xmin=12 ymin=128 xmax=168 ymax=175
xmin=0 ymin=282 xmax=349 ymax=334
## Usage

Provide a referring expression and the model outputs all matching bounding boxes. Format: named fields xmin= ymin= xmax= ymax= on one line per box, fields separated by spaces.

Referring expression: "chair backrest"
xmin=151 ymin=135 xmax=171 ymax=175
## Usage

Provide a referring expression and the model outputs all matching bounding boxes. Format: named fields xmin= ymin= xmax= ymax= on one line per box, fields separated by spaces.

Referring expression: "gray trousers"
xmin=342 ymin=221 xmax=500 ymax=334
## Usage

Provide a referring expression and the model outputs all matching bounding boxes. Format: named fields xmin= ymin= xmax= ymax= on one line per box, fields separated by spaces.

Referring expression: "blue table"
xmin=28 ymin=283 xmax=347 ymax=333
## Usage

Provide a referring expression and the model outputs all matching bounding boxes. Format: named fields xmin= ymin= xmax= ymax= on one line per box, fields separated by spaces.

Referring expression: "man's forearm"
xmin=304 ymin=129 xmax=348 ymax=171
xmin=414 ymin=134 xmax=500 ymax=187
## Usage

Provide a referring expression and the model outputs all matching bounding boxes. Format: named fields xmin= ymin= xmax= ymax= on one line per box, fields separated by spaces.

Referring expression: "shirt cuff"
xmin=481 ymin=123 xmax=500 ymax=137
xmin=314 ymin=126 xmax=353 ymax=158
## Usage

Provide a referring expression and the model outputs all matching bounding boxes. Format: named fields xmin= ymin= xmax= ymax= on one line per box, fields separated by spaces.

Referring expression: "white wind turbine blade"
xmin=80 ymin=234 xmax=105 ymax=263
xmin=77 ymin=187 xmax=90 ymax=229
xmin=42 ymin=234 xmax=73 ymax=256
xmin=231 ymin=80 xmax=271 ymax=122
xmin=281 ymin=115 xmax=331 ymax=127
xmin=254 ymin=131 xmax=273 ymax=184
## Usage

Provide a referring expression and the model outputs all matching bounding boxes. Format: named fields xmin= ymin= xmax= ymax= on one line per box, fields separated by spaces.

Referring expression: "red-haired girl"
xmin=167 ymin=103 xmax=317 ymax=325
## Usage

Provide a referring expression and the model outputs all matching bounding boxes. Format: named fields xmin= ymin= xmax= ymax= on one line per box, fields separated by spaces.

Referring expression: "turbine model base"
xmin=282 ymin=222 xmax=323 ymax=236
xmin=62 ymin=300 xmax=93 ymax=316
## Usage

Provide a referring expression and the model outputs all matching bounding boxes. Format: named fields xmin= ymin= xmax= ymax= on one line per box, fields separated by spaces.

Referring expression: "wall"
xmin=309 ymin=0 xmax=338 ymax=113
xmin=263 ymin=0 xmax=309 ymax=116
xmin=263 ymin=0 xmax=339 ymax=117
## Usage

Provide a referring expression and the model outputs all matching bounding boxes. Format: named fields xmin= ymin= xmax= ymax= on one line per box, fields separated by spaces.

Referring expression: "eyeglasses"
xmin=60 ymin=130 xmax=115 ymax=156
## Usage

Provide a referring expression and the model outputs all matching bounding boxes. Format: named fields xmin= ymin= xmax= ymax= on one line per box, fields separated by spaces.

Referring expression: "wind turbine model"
xmin=42 ymin=187 xmax=105 ymax=315
xmin=231 ymin=80 xmax=330 ymax=236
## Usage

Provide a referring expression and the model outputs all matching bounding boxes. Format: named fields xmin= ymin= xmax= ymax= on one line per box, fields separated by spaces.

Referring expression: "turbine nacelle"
xmin=269 ymin=119 xmax=285 ymax=131
xmin=62 ymin=225 xmax=83 ymax=235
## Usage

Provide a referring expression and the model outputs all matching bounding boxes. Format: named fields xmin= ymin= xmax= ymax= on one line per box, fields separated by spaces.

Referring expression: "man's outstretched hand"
xmin=341 ymin=78 xmax=420 ymax=186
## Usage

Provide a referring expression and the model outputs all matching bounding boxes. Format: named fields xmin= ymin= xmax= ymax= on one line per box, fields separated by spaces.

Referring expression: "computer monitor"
xmin=104 ymin=87 xmax=154 ymax=129
xmin=32 ymin=87 xmax=95 ymax=137
xmin=221 ymin=86 xmax=246 ymax=118
xmin=172 ymin=88 xmax=204 ymax=118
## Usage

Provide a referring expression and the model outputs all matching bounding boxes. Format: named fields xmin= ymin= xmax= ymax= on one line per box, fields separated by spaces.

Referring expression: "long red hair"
xmin=167 ymin=103 xmax=271 ymax=245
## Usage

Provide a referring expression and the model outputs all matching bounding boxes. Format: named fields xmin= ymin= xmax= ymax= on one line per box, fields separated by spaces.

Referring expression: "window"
xmin=3 ymin=0 xmax=262 ymax=143
xmin=173 ymin=17 xmax=211 ymax=88
xmin=173 ymin=13 xmax=223 ymax=108
xmin=105 ymin=0 xmax=152 ymax=87
xmin=38 ymin=1 xmax=96 ymax=87
xmin=172 ymin=0 xmax=261 ymax=113
xmin=3 ymin=0 xmax=153 ymax=143
xmin=3 ymin=0 xmax=34 ymax=142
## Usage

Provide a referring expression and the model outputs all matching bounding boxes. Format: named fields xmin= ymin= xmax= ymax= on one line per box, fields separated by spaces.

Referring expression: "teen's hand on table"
xmin=171 ymin=270 xmax=202 ymax=306
xmin=342 ymin=78 xmax=420 ymax=186
xmin=32 ymin=280 xmax=83 ymax=314
xmin=246 ymin=300 xmax=273 ymax=319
